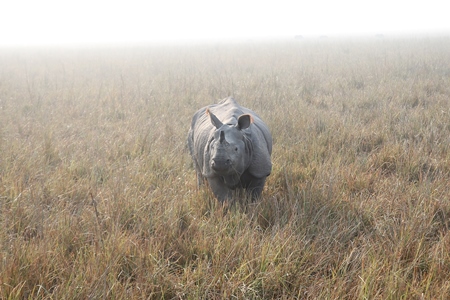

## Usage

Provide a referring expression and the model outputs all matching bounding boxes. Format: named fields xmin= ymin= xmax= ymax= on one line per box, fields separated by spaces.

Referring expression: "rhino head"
xmin=206 ymin=108 xmax=253 ymax=177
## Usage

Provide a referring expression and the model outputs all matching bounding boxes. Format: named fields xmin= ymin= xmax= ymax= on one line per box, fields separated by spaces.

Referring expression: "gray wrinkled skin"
xmin=188 ymin=97 xmax=272 ymax=202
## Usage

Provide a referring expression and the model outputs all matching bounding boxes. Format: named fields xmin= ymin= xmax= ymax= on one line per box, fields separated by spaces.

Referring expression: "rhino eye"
xmin=235 ymin=147 xmax=238 ymax=152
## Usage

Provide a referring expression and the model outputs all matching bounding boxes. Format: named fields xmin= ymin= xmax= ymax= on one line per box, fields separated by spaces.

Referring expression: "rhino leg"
xmin=246 ymin=178 xmax=266 ymax=200
xmin=207 ymin=177 xmax=233 ymax=202
xmin=196 ymin=169 xmax=204 ymax=187
xmin=190 ymin=156 xmax=205 ymax=188
xmin=240 ymin=171 xmax=267 ymax=200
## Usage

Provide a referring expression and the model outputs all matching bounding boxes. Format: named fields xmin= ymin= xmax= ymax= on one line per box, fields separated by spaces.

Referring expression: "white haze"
xmin=1 ymin=0 xmax=449 ymax=46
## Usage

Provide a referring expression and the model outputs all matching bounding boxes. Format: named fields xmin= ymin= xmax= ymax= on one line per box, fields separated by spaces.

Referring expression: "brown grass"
xmin=1 ymin=36 xmax=450 ymax=299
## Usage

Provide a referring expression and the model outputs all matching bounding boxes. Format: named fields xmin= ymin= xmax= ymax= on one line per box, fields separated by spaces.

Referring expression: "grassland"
xmin=1 ymin=36 xmax=450 ymax=299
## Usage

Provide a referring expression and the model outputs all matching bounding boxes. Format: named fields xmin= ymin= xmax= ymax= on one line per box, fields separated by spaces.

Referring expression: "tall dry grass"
xmin=1 ymin=36 xmax=450 ymax=299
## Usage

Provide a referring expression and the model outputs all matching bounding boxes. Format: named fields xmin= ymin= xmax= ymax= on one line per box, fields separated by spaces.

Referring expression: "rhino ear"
xmin=206 ymin=108 xmax=223 ymax=129
xmin=237 ymin=114 xmax=253 ymax=130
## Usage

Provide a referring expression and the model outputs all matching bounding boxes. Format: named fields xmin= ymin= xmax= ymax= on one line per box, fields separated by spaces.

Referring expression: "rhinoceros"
xmin=188 ymin=97 xmax=272 ymax=202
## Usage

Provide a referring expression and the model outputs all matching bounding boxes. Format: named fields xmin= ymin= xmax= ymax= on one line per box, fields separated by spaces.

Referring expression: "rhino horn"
xmin=206 ymin=108 xmax=223 ymax=129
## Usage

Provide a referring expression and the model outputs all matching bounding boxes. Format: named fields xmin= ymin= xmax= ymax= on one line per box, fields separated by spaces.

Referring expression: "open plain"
xmin=1 ymin=36 xmax=450 ymax=299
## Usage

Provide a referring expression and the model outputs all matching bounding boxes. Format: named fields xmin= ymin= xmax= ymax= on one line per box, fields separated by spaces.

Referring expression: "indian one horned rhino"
xmin=188 ymin=97 xmax=272 ymax=202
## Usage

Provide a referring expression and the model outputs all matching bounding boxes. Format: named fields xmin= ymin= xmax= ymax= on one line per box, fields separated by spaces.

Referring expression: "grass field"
xmin=1 ymin=36 xmax=450 ymax=299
